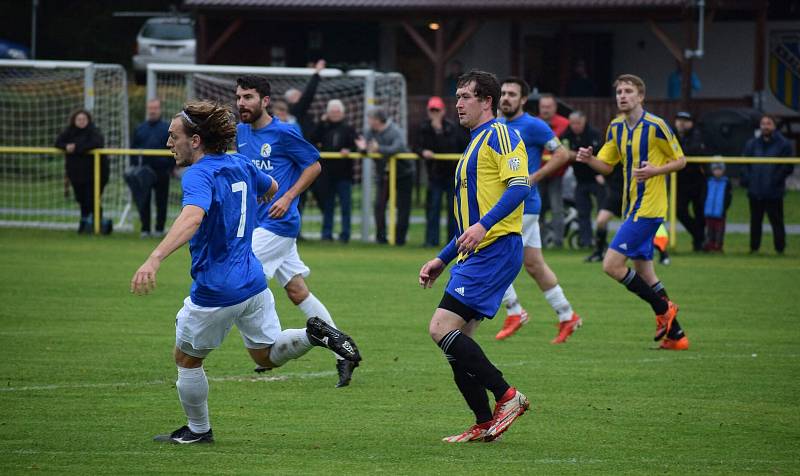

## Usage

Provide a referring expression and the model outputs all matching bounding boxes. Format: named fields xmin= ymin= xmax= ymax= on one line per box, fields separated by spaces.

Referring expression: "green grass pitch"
xmin=0 ymin=228 xmax=798 ymax=474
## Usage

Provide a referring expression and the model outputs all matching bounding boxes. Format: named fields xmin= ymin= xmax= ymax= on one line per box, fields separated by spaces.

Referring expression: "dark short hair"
xmin=236 ymin=75 xmax=271 ymax=99
xmin=456 ymin=70 xmax=501 ymax=112
xmin=501 ymin=77 xmax=530 ymax=98
xmin=760 ymin=113 xmax=779 ymax=127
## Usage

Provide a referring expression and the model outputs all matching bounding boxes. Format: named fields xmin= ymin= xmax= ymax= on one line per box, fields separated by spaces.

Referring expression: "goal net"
xmin=147 ymin=63 xmax=407 ymax=241
xmin=0 ymin=60 xmax=129 ymax=230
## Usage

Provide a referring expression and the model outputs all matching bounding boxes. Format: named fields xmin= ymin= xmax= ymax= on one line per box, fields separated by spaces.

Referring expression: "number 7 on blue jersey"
xmin=232 ymin=181 xmax=247 ymax=238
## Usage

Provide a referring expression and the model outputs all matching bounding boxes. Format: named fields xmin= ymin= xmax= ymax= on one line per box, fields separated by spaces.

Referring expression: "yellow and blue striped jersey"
xmin=454 ymin=119 xmax=529 ymax=259
xmin=597 ymin=111 xmax=684 ymax=220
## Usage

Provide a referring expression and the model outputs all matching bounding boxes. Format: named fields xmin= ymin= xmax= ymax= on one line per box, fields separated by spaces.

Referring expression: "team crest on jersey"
xmin=260 ymin=143 xmax=272 ymax=158
xmin=507 ymin=157 xmax=521 ymax=171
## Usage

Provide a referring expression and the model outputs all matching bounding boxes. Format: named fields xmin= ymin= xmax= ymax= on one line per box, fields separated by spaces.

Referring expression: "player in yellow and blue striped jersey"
xmin=419 ymin=70 xmax=531 ymax=443
xmin=577 ymin=74 xmax=689 ymax=351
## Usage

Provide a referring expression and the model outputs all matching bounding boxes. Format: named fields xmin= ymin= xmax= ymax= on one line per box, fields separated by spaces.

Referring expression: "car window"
xmin=142 ymin=23 xmax=194 ymax=41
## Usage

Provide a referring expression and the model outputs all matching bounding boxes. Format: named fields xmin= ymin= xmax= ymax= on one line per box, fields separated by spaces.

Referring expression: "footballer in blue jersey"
xmin=131 ymin=100 xmax=362 ymax=444
xmin=499 ymin=113 xmax=559 ymax=215
xmin=235 ymin=75 xmax=360 ymax=387
xmin=493 ymin=77 xmax=583 ymax=344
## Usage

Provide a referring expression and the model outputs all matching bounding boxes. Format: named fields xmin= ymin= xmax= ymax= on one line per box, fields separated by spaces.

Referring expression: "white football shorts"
xmin=521 ymin=213 xmax=542 ymax=249
xmin=175 ymin=289 xmax=282 ymax=358
xmin=252 ymin=227 xmax=311 ymax=287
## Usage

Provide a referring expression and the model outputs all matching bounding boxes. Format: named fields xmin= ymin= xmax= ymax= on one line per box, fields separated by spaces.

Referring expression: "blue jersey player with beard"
xmin=235 ymin=75 xmax=360 ymax=387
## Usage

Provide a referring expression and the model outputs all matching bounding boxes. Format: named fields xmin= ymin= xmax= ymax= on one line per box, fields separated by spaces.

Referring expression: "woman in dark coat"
xmin=55 ymin=109 xmax=106 ymax=232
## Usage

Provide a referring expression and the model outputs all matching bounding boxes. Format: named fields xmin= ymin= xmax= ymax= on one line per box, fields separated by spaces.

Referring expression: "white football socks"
xmin=502 ymin=284 xmax=523 ymax=316
xmin=176 ymin=366 xmax=210 ymax=434
xmin=298 ymin=293 xmax=343 ymax=360
xmin=268 ymin=328 xmax=313 ymax=367
xmin=543 ymin=284 xmax=574 ymax=322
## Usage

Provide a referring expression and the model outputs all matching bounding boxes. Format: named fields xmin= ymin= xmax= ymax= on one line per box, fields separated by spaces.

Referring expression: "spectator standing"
xmin=356 ymin=108 xmax=411 ymax=245
xmin=561 ymin=110 xmax=603 ymax=248
xmin=130 ymin=99 xmax=174 ymax=237
xmin=270 ymin=98 xmax=302 ymax=134
xmin=741 ymin=114 xmax=794 ymax=254
xmin=537 ymin=93 xmax=570 ymax=247
xmin=703 ymin=162 xmax=732 ymax=252
xmin=311 ymin=99 xmax=358 ymax=243
xmin=55 ymin=109 xmax=106 ymax=233
xmin=417 ymin=96 xmax=468 ymax=247
xmin=673 ymin=111 xmax=708 ymax=251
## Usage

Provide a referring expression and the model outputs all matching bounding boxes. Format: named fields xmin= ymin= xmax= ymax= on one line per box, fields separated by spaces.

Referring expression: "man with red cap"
xmin=416 ymin=96 xmax=469 ymax=247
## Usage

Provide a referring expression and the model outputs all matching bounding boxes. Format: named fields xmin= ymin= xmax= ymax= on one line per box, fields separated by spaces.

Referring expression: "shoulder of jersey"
xmin=490 ymin=122 xmax=521 ymax=155
xmin=643 ymin=112 xmax=673 ymax=138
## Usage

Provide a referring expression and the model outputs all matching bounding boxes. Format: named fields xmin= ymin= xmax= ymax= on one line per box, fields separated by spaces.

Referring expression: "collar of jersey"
xmin=623 ymin=110 xmax=647 ymax=133
xmin=470 ymin=118 xmax=496 ymax=138
xmin=200 ymin=153 xmax=227 ymax=161
xmin=250 ymin=117 xmax=280 ymax=133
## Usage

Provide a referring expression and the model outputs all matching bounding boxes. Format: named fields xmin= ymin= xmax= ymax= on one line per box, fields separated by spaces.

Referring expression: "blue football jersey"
xmin=236 ymin=118 xmax=320 ymax=237
xmin=500 ymin=113 xmax=561 ymax=215
xmin=181 ymin=152 xmax=273 ymax=307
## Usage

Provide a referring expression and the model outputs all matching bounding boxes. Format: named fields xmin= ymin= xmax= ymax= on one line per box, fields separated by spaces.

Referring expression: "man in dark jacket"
xmin=130 ymin=99 xmax=173 ymax=237
xmin=356 ymin=107 xmax=411 ymax=245
xmin=741 ymin=114 xmax=794 ymax=254
xmin=416 ymin=96 xmax=468 ymax=247
xmin=674 ymin=111 xmax=708 ymax=251
xmin=561 ymin=110 xmax=603 ymax=248
xmin=311 ymin=99 xmax=358 ymax=242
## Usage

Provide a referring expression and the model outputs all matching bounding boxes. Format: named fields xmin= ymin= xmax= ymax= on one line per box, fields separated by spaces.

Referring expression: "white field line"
xmin=0 ymin=370 xmax=337 ymax=393
xmin=1 ymin=352 xmax=791 ymax=393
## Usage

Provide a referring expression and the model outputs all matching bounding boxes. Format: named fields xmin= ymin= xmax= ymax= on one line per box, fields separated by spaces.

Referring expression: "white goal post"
xmin=146 ymin=63 xmax=407 ymax=242
xmin=0 ymin=60 xmax=130 ymax=230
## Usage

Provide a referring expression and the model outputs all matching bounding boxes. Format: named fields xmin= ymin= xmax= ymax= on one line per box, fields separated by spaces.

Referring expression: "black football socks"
xmin=620 ymin=268 xmax=669 ymax=315
xmin=439 ymin=329 xmax=510 ymax=402
xmin=446 ymin=355 xmax=493 ymax=424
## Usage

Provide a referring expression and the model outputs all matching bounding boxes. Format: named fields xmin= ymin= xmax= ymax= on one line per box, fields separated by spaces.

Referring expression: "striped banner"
xmin=769 ymin=31 xmax=800 ymax=111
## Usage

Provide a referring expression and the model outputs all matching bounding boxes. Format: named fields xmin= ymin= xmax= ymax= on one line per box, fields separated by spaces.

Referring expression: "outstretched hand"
xmin=419 ymin=258 xmax=445 ymax=289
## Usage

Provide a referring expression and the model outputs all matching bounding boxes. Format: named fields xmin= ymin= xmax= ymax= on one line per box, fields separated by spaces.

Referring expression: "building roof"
xmin=183 ymin=0 xmax=691 ymax=10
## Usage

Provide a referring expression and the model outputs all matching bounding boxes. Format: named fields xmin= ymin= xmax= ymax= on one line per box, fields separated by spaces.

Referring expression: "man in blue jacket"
xmin=131 ymin=99 xmax=174 ymax=237
xmin=741 ymin=114 xmax=794 ymax=254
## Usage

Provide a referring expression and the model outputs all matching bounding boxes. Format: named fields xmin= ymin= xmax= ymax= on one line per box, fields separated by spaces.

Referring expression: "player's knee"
xmin=173 ymin=346 xmax=204 ymax=368
xmin=428 ymin=321 xmax=446 ymax=343
xmin=285 ymin=277 xmax=309 ymax=304
xmin=602 ymin=259 xmax=623 ymax=280
xmin=248 ymin=347 xmax=275 ymax=368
